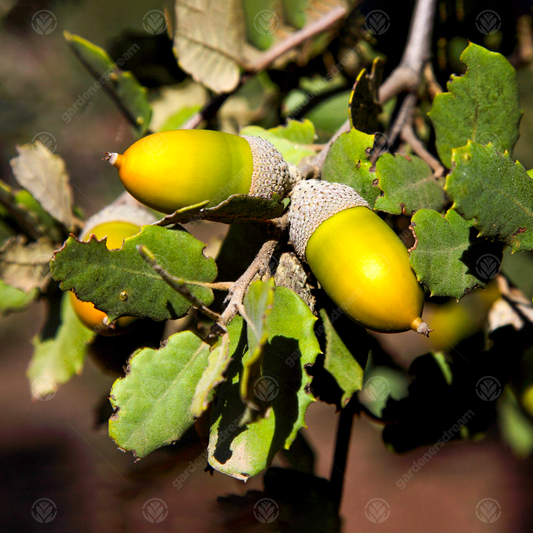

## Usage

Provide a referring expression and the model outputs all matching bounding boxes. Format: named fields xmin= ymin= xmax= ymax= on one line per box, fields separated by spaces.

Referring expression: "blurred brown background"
xmin=2 ymin=0 xmax=533 ymax=531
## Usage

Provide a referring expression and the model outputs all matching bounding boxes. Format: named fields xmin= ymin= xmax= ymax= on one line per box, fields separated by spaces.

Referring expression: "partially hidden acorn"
xmin=288 ymin=180 xmax=430 ymax=335
xmin=69 ymin=205 xmax=156 ymax=335
xmin=104 ymin=130 xmax=300 ymax=213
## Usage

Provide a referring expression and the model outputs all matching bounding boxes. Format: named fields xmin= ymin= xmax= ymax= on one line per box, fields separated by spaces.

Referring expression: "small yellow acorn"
xmin=104 ymin=130 xmax=298 ymax=213
xmin=69 ymin=205 xmax=156 ymax=335
xmin=288 ymin=180 xmax=429 ymax=335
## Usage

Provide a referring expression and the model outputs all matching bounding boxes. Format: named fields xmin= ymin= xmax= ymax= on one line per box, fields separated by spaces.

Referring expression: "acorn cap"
xmin=243 ymin=135 xmax=295 ymax=199
xmin=288 ymin=179 xmax=369 ymax=260
xmin=81 ymin=204 xmax=157 ymax=239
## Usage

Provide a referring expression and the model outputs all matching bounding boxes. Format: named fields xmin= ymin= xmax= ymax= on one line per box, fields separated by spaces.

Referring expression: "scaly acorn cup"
xmin=288 ymin=180 xmax=430 ymax=335
xmin=104 ymin=130 xmax=300 ymax=213
xmin=69 ymin=205 xmax=156 ymax=335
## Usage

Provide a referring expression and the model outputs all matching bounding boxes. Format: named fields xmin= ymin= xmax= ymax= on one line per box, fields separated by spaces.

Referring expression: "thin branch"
xmin=389 ymin=93 xmax=417 ymax=143
xmin=213 ymin=239 xmax=278 ymax=333
xmin=330 ymin=397 xmax=357 ymax=511
xmin=250 ymin=5 xmax=348 ymax=73
xmin=0 ymin=186 xmax=44 ymax=241
xmin=401 ymin=123 xmax=445 ymax=176
xmin=183 ymin=5 xmax=348 ymax=130
xmin=137 ymin=245 xmax=221 ymax=321
xmin=312 ymin=0 xmax=438 ymax=172
xmin=379 ymin=0 xmax=438 ymax=102
xmin=423 ymin=62 xmax=443 ymax=100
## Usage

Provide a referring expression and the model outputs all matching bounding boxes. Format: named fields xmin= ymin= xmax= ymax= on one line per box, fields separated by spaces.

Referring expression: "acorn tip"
xmin=412 ymin=317 xmax=432 ymax=337
xmin=103 ymin=152 xmax=119 ymax=166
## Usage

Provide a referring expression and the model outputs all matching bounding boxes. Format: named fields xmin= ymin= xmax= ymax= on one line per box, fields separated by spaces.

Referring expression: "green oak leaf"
xmin=374 ymin=153 xmax=446 ymax=215
xmin=191 ymin=317 xmax=245 ymax=418
xmin=64 ymin=32 xmax=151 ymax=134
xmin=348 ymin=58 xmax=384 ymax=134
xmin=156 ymin=193 xmax=284 ymax=227
xmin=445 ymin=142 xmax=533 ymax=252
xmin=208 ymin=287 xmax=320 ymax=480
xmin=410 ymin=208 xmax=502 ymax=299
xmin=428 ymin=42 xmax=522 ymax=167
xmin=109 ymin=330 xmax=211 ymax=458
xmin=27 ymin=292 xmax=95 ymax=398
xmin=240 ymin=119 xmax=316 ymax=165
xmin=319 ymin=309 xmax=364 ymax=407
xmin=0 ymin=280 xmax=38 ymax=315
xmin=240 ymin=279 xmax=275 ymax=415
xmin=51 ymin=225 xmax=217 ymax=322
xmin=322 ymin=128 xmax=379 ymax=208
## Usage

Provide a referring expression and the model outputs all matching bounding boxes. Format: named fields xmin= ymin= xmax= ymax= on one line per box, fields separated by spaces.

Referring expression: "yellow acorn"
xmin=288 ymin=180 xmax=429 ymax=335
xmin=104 ymin=130 xmax=298 ymax=213
xmin=69 ymin=205 xmax=156 ymax=335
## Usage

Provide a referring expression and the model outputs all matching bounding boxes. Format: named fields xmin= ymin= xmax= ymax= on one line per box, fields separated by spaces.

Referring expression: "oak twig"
xmin=183 ymin=5 xmax=348 ymax=130
xmin=312 ymin=0 xmax=438 ymax=172
xmin=250 ymin=5 xmax=348 ymax=73
xmin=137 ymin=245 xmax=222 ymax=321
xmin=376 ymin=92 xmax=418 ymax=165
xmin=330 ymin=397 xmax=357 ymax=511
xmin=401 ymin=123 xmax=445 ymax=176
xmin=213 ymin=239 xmax=278 ymax=334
